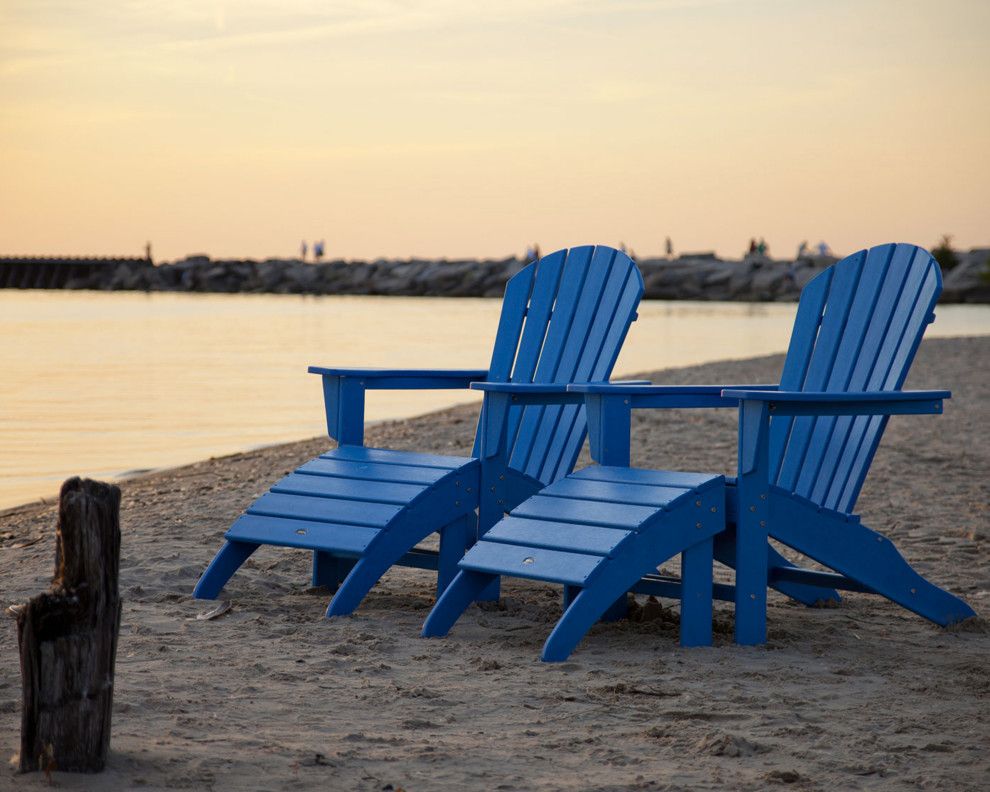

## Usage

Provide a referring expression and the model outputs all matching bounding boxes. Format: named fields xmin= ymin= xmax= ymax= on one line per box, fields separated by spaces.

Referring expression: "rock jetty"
xmin=3 ymin=249 xmax=989 ymax=302
xmin=0 ymin=256 xmax=150 ymax=290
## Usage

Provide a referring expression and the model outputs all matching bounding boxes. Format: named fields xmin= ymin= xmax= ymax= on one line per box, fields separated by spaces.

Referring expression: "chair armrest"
xmin=730 ymin=389 xmax=950 ymax=481
xmin=569 ymin=382 xmax=777 ymax=396
xmin=310 ymin=367 xmax=489 ymax=445
xmin=471 ymin=380 xmax=650 ymax=393
xmin=473 ymin=381 xmax=655 ymax=458
xmin=721 ymin=388 xmax=950 ymax=416
xmin=309 ymin=366 xmax=489 ymax=389
xmin=472 ymin=379 xmax=655 ymax=410
xmin=475 ymin=384 xmax=592 ymax=464
xmin=572 ymin=382 xmax=778 ymax=409
xmin=569 ymin=384 xmax=776 ymax=465
xmin=471 ymin=381 xmax=572 ymax=395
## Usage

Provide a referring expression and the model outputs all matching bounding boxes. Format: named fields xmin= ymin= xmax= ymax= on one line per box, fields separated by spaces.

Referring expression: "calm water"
xmin=2 ymin=291 xmax=988 ymax=511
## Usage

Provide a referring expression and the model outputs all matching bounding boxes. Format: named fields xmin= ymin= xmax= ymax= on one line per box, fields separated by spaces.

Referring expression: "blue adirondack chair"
xmin=423 ymin=243 xmax=976 ymax=660
xmin=193 ymin=245 xmax=645 ymax=616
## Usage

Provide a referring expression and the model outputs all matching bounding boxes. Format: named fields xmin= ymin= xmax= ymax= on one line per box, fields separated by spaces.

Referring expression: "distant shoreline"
xmin=2 ymin=249 xmax=989 ymax=302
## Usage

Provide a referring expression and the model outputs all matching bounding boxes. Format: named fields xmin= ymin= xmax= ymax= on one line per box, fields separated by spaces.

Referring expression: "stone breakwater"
xmin=5 ymin=249 xmax=989 ymax=302
xmin=0 ymin=256 xmax=150 ymax=290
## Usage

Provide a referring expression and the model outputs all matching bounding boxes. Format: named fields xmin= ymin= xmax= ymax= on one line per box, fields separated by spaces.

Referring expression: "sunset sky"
xmin=2 ymin=0 xmax=987 ymax=263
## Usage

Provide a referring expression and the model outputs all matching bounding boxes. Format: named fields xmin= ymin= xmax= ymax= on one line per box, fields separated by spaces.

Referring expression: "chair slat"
xmin=811 ymin=244 xmax=920 ymax=505
xmin=794 ymin=245 xmax=895 ymax=498
xmin=511 ymin=249 xmax=570 ymax=381
xmin=247 ymin=492 xmax=401 ymax=528
xmin=513 ymin=249 xmax=643 ymax=485
xmin=271 ymin=473 xmax=427 ymax=505
xmin=775 ymin=251 xmax=865 ymax=492
xmin=508 ymin=247 xmax=595 ymax=473
xmin=459 ymin=542 xmax=603 ymax=587
xmin=493 ymin=248 xmax=643 ymax=487
xmin=485 ymin=516 xmax=634 ymax=557
xmin=772 ymin=244 xmax=942 ymax=514
xmin=515 ymin=248 xmax=609 ymax=479
xmin=472 ymin=256 xmax=537 ymax=456
xmin=540 ymin=476 xmax=686 ymax=508
xmin=227 ymin=514 xmax=379 ymax=554
xmin=326 ymin=445 xmax=473 ymax=469
xmin=831 ymin=260 xmax=940 ymax=510
xmin=496 ymin=249 xmax=571 ymax=464
xmin=512 ymin=494 xmax=660 ymax=530
xmin=297 ymin=457 xmax=450 ymax=485
xmin=538 ymin=253 xmax=643 ymax=483
xmin=769 ymin=265 xmax=833 ymax=482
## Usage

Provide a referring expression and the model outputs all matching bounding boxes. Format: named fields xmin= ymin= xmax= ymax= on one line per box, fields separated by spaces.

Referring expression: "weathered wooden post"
xmin=17 ymin=477 xmax=122 ymax=774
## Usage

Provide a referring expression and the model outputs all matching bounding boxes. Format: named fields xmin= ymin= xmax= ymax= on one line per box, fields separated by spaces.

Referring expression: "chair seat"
xmin=425 ymin=468 xmax=725 ymax=660
xmin=224 ymin=446 xmax=480 ymax=554
xmin=459 ymin=468 xmax=723 ymax=585
xmin=194 ymin=446 xmax=481 ymax=605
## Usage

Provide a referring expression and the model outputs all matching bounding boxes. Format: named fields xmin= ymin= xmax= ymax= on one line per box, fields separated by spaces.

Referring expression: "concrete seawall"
xmin=3 ymin=250 xmax=988 ymax=303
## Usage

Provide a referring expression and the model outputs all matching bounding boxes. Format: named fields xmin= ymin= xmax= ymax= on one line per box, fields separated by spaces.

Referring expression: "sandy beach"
xmin=2 ymin=336 xmax=987 ymax=792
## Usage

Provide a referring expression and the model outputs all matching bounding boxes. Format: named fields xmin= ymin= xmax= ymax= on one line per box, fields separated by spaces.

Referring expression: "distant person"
xmin=145 ymin=241 xmax=152 ymax=263
xmin=748 ymin=238 xmax=758 ymax=255
xmin=818 ymin=241 xmax=831 ymax=256
xmin=314 ymin=240 xmax=325 ymax=261
xmin=757 ymin=238 xmax=768 ymax=257
xmin=301 ymin=241 xmax=308 ymax=261
xmin=533 ymin=243 xmax=540 ymax=261
xmin=797 ymin=240 xmax=808 ymax=259
xmin=665 ymin=237 xmax=673 ymax=258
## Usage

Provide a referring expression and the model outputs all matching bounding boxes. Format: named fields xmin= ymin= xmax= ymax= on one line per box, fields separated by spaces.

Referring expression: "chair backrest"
xmin=770 ymin=243 xmax=942 ymax=513
xmin=473 ymin=245 xmax=644 ymax=491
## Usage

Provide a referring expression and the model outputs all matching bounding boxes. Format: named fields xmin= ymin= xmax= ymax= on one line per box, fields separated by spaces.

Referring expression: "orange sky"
xmin=1 ymin=0 xmax=988 ymax=263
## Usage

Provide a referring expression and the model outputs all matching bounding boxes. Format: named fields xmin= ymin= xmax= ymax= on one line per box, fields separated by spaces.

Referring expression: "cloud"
xmin=0 ymin=0 xmax=742 ymax=80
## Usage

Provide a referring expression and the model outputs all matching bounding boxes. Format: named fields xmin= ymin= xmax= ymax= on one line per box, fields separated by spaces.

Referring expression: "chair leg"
xmin=600 ymin=594 xmax=629 ymax=623
xmin=436 ymin=514 xmax=474 ymax=597
xmin=542 ymin=571 xmax=640 ymax=662
xmin=326 ymin=504 xmax=477 ymax=617
xmin=542 ymin=535 xmax=718 ymax=662
xmin=422 ymin=569 xmax=500 ymax=638
xmin=774 ymin=517 xmax=977 ymax=626
xmin=312 ymin=551 xmax=355 ymax=591
xmin=733 ymin=519 xmax=768 ymax=646
xmin=680 ymin=537 xmax=714 ymax=647
xmin=325 ymin=552 xmax=395 ymax=617
xmin=713 ymin=529 xmax=842 ymax=606
xmin=564 ymin=584 xmax=626 ymax=620
xmin=193 ymin=540 xmax=259 ymax=599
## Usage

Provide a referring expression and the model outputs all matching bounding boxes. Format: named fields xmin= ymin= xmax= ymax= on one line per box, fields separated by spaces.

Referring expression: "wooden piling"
xmin=17 ymin=477 xmax=122 ymax=774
